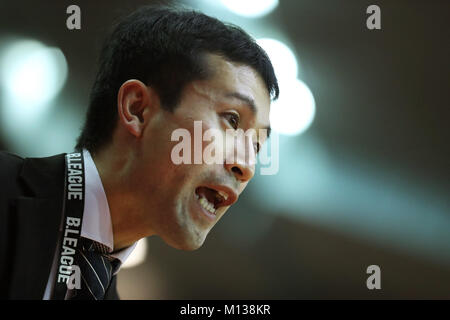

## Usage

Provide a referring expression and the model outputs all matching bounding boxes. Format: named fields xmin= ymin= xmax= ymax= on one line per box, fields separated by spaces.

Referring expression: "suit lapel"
xmin=8 ymin=154 xmax=66 ymax=299
xmin=9 ymin=197 xmax=62 ymax=299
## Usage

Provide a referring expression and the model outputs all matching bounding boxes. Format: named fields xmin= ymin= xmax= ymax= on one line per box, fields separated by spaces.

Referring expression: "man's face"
xmin=132 ymin=54 xmax=271 ymax=250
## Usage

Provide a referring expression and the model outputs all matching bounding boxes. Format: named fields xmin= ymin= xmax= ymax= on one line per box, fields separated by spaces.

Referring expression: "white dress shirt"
xmin=43 ymin=149 xmax=136 ymax=299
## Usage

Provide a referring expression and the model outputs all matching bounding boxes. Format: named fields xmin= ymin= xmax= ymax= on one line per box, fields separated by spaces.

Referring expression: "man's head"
xmin=75 ymin=5 xmax=278 ymax=250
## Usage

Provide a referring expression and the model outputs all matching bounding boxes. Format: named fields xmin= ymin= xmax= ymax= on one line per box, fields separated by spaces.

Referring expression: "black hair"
xmin=75 ymin=5 xmax=279 ymax=154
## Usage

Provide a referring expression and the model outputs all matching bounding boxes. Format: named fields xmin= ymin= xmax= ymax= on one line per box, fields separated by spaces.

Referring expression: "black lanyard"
xmin=51 ymin=151 xmax=85 ymax=300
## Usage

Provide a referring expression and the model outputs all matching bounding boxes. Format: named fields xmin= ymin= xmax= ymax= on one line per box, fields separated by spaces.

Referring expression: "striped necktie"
xmin=66 ymin=238 xmax=121 ymax=300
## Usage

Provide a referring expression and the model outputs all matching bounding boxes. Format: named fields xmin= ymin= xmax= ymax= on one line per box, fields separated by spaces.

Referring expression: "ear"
xmin=117 ymin=79 xmax=159 ymax=138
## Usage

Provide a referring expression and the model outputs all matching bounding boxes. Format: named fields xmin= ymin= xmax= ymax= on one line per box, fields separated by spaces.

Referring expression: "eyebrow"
xmin=224 ymin=91 xmax=272 ymax=138
xmin=224 ymin=92 xmax=257 ymax=115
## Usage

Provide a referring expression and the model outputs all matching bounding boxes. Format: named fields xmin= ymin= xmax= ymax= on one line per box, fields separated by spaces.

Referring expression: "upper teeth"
xmin=217 ymin=190 xmax=228 ymax=201
xmin=198 ymin=196 xmax=216 ymax=214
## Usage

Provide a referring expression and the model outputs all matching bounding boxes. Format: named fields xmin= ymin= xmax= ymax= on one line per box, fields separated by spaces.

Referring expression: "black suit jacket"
xmin=0 ymin=151 xmax=119 ymax=299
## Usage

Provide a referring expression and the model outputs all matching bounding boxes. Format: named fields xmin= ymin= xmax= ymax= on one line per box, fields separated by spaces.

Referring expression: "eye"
xmin=223 ymin=112 xmax=240 ymax=130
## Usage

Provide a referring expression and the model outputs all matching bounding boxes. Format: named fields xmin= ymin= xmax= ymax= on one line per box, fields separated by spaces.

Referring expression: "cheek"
xmin=183 ymin=119 xmax=220 ymax=160
xmin=170 ymin=163 xmax=202 ymax=199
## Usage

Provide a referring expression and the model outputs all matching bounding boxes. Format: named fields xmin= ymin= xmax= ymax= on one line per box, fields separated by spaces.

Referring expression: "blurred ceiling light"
xmin=257 ymin=38 xmax=298 ymax=80
xmin=0 ymin=39 xmax=68 ymax=110
xmin=270 ymin=78 xmax=316 ymax=136
xmin=122 ymin=238 xmax=148 ymax=269
xmin=220 ymin=0 xmax=278 ymax=18
xmin=257 ymin=38 xmax=315 ymax=136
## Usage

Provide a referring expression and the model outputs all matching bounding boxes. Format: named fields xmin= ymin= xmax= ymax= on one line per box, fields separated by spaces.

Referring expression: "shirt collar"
xmin=81 ymin=149 xmax=136 ymax=264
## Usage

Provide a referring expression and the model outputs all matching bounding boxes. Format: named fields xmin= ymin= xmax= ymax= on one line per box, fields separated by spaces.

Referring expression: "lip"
xmin=199 ymin=184 xmax=238 ymax=209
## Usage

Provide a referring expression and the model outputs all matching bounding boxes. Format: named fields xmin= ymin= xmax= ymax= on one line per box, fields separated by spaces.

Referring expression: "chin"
xmin=182 ymin=233 xmax=210 ymax=251
xmin=166 ymin=241 xmax=204 ymax=252
xmin=179 ymin=242 xmax=204 ymax=251
xmin=178 ymin=236 xmax=207 ymax=251
xmin=162 ymin=231 xmax=208 ymax=251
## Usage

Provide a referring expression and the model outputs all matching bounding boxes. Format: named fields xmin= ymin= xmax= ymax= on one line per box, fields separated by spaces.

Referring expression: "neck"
xmin=90 ymin=145 xmax=150 ymax=251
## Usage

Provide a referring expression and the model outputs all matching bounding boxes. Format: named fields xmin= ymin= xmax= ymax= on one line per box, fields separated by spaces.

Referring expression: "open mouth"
xmin=194 ymin=186 xmax=234 ymax=216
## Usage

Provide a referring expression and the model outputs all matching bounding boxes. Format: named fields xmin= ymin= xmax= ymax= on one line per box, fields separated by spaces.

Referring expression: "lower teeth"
xmin=198 ymin=196 xmax=216 ymax=214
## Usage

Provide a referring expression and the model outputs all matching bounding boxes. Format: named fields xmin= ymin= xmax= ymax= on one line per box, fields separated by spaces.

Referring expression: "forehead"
xmin=190 ymin=54 xmax=271 ymax=126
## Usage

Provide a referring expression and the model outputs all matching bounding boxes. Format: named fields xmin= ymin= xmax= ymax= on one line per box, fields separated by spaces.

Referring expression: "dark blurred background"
xmin=0 ymin=0 xmax=449 ymax=299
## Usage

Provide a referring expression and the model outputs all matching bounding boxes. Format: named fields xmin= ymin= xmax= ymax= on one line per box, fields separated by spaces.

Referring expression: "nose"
xmin=224 ymin=134 xmax=255 ymax=183
xmin=225 ymin=162 xmax=254 ymax=183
